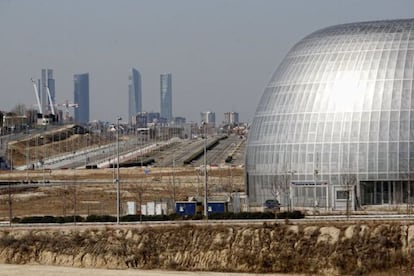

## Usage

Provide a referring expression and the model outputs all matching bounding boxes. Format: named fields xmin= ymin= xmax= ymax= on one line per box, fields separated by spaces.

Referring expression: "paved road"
xmin=0 ymin=264 xmax=292 ymax=276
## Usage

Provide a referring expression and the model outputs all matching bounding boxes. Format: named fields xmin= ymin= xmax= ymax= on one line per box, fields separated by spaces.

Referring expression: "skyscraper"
xmin=41 ymin=69 xmax=55 ymax=114
xmin=128 ymin=68 xmax=142 ymax=124
xmin=160 ymin=73 xmax=172 ymax=123
xmin=74 ymin=73 xmax=89 ymax=124
xmin=201 ymin=111 xmax=216 ymax=127
xmin=224 ymin=112 xmax=239 ymax=125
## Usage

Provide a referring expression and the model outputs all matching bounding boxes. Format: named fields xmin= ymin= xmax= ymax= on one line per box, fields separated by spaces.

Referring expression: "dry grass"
xmin=0 ymin=222 xmax=412 ymax=274
xmin=0 ymin=167 xmax=244 ymax=219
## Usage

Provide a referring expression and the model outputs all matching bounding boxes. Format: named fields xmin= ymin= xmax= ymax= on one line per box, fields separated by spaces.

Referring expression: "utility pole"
xmin=26 ymin=126 xmax=29 ymax=182
xmin=202 ymin=122 xmax=208 ymax=220
xmin=116 ymin=117 xmax=122 ymax=224
xmin=172 ymin=151 xmax=176 ymax=205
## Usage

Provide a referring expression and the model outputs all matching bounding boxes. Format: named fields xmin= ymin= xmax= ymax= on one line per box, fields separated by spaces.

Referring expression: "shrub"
xmin=18 ymin=215 xmax=85 ymax=224
xmin=276 ymin=210 xmax=305 ymax=219
xmin=86 ymin=214 xmax=116 ymax=222
xmin=208 ymin=212 xmax=275 ymax=220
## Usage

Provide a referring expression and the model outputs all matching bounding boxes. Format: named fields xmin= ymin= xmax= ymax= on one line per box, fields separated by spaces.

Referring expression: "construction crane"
xmin=45 ymin=86 xmax=56 ymax=116
xmin=58 ymin=100 xmax=79 ymax=122
xmin=30 ymin=78 xmax=42 ymax=114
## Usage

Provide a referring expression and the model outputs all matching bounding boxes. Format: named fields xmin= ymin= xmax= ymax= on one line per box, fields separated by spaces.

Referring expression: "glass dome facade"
xmin=246 ymin=19 xmax=414 ymax=208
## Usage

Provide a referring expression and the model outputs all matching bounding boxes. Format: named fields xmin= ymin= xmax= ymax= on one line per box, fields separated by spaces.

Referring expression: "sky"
xmin=0 ymin=0 xmax=414 ymax=124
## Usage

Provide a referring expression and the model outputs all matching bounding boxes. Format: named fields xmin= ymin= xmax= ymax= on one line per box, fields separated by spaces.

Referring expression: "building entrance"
xmin=360 ymin=181 xmax=414 ymax=205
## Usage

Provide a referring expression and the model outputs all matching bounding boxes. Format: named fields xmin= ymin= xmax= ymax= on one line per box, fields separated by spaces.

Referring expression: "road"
xmin=0 ymin=264 xmax=291 ymax=276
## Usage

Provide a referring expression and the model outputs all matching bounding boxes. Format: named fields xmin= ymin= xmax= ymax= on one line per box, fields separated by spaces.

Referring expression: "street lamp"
xmin=286 ymin=170 xmax=296 ymax=212
xmin=116 ymin=117 xmax=122 ymax=224
xmin=314 ymin=169 xmax=318 ymax=212
xmin=40 ymin=135 xmax=45 ymax=184
xmin=202 ymin=121 xmax=208 ymax=219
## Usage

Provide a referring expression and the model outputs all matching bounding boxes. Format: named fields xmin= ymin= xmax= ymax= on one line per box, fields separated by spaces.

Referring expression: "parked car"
xmin=264 ymin=199 xmax=281 ymax=210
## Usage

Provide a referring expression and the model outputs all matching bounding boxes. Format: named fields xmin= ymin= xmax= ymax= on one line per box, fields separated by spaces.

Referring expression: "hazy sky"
xmin=1 ymin=0 xmax=413 ymax=124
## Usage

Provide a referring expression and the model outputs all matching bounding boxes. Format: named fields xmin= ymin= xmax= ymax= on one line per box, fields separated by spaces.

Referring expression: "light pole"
xmin=172 ymin=151 xmax=176 ymax=205
xmin=25 ymin=125 xmax=29 ymax=182
xmin=116 ymin=117 xmax=122 ymax=224
xmin=40 ymin=135 xmax=45 ymax=184
xmin=286 ymin=170 xmax=296 ymax=212
xmin=314 ymin=169 xmax=318 ymax=212
xmin=202 ymin=121 xmax=208 ymax=219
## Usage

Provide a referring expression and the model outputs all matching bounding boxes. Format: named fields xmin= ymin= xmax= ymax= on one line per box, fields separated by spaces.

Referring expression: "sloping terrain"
xmin=0 ymin=222 xmax=413 ymax=275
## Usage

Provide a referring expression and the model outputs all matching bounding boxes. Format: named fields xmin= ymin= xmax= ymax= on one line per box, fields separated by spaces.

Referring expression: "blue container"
xmin=207 ymin=202 xmax=227 ymax=214
xmin=175 ymin=202 xmax=197 ymax=216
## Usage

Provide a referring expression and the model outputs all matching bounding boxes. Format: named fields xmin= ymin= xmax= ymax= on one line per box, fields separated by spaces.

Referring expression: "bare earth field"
xmin=0 ymin=167 xmax=244 ymax=219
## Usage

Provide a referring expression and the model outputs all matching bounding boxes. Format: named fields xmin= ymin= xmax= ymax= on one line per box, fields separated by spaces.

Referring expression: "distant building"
xmin=224 ymin=112 xmax=239 ymax=125
xmin=147 ymin=112 xmax=161 ymax=124
xmin=173 ymin=116 xmax=186 ymax=126
xmin=201 ymin=111 xmax=216 ymax=127
xmin=132 ymin=112 xmax=162 ymax=128
xmin=160 ymin=73 xmax=173 ymax=123
xmin=128 ymin=68 xmax=142 ymax=124
xmin=74 ymin=73 xmax=89 ymax=124
xmin=41 ymin=69 xmax=55 ymax=114
xmin=25 ymin=109 xmax=38 ymax=126
xmin=133 ymin=112 xmax=148 ymax=128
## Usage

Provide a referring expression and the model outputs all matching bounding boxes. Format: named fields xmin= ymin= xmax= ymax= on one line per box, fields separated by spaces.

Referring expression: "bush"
xmin=17 ymin=215 xmax=85 ymax=224
xmin=208 ymin=212 xmax=275 ymax=220
xmin=276 ymin=210 xmax=305 ymax=219
xmin=86 ymin=214 xmax=116 ymax=222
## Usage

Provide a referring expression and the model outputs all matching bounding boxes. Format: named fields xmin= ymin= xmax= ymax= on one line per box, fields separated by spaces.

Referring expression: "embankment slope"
xmin=0 ymin=222 xmax=413 ymax=275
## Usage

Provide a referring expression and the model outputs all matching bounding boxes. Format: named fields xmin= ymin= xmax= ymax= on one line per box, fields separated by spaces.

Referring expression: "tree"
xmin=130 ymin=178 xmax=148 ymax=221
xmin=340 ymin=173 xmax=357 ymax=219
xmin=10 ymin=104 xmax=26 ymax=116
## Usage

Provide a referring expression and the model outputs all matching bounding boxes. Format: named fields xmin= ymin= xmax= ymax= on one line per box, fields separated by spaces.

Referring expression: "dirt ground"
xmin=0 ymin=167 xmax=244 ymax=219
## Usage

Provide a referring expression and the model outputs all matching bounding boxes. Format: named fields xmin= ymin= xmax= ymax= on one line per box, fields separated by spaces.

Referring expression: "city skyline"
xmin=0 ymin=1 xmax=413 ymax=123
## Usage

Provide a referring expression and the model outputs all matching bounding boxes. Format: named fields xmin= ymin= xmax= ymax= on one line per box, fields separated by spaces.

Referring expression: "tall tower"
xmin=160 ymin=73 xmax=172 ymax=123
xmin=201 ymin=111 xmax=216 ymax=127
xmin=74 ymin=73 xmax=89 ymax=124
xmin=224 ymin=112 xmax=239 ymax=125
xmin=41 ymin=69 xmax=55 ymax=114
xmin=128 ymin=68 xmax=142 ymax=124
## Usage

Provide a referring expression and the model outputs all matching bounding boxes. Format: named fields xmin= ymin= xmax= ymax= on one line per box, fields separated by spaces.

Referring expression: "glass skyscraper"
xmin=128 ymin=68 xmax=142 ymax=124
xmin=160 ymin=73 xmax=173 ymax=123
xmin=246 ymin=18 xmax=414 ymax=209
xmin=41 ymin=69 xmax=55 ymax=114
xmin=74 ymin=73 xmax=89 ymax=124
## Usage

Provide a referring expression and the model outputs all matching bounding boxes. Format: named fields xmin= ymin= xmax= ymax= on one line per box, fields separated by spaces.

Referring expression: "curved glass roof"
xmin=246 ymin=18 xmax=414 ymax=206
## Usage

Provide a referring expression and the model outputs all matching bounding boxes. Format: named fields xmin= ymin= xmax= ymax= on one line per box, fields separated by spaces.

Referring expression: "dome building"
xmin=246 ymin=19 xmax=414 ymax=210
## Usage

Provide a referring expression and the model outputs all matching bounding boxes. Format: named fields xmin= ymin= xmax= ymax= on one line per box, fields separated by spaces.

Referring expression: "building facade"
xmin=74 ymin=73 xmax=89 ymax=124
xmin=41 ymin=69 xmax=55 ymax=114
xmin=224 ymin=112 xmax=239 ymax=125
xmin=160 ymin=73 xmax=173 ymax=123
xmin=246 ymin=18 xmax=414 ymax=209
xmin=128 ymin=68 xmax=142 ymax=124
xmin=201 ymin=111 xmax=216 ymax=127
